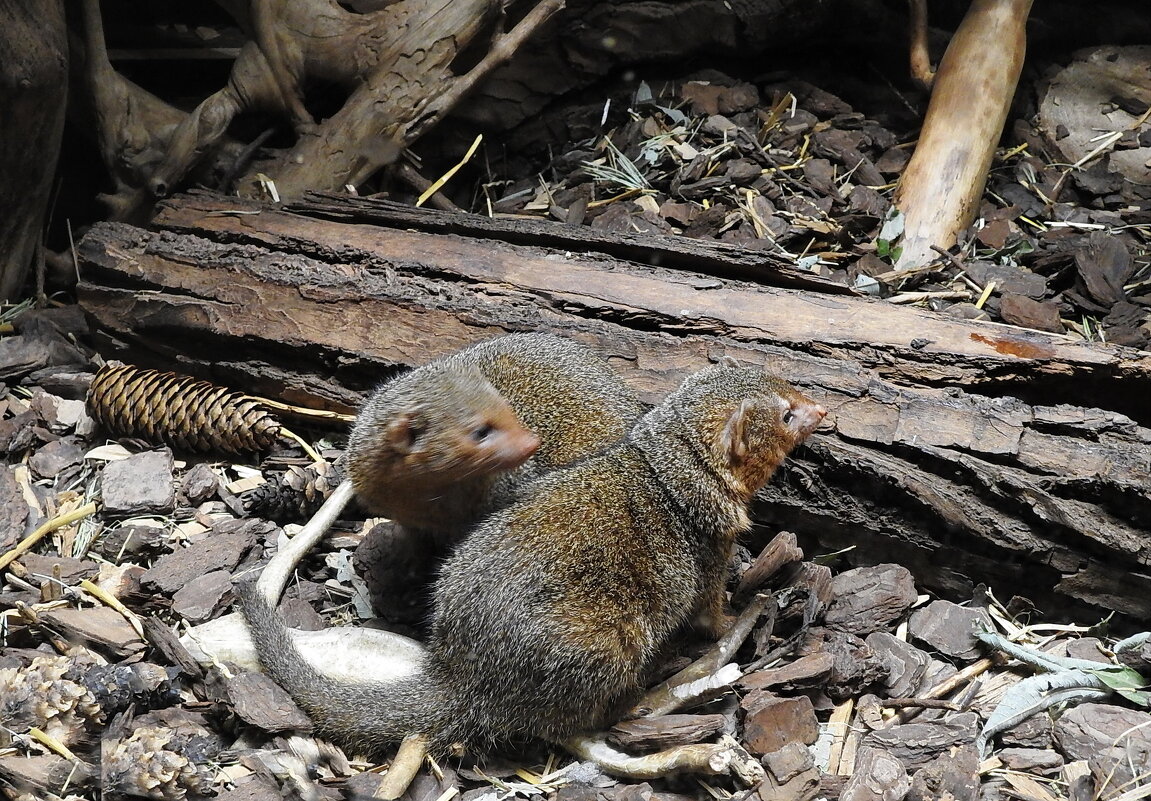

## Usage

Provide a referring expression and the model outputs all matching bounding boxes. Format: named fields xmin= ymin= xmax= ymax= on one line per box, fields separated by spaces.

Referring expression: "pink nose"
xmin=508 ymin=430 xmax=540 ymax=463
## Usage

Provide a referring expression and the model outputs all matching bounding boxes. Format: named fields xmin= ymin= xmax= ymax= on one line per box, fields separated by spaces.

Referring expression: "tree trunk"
xmin=75 ymin=191 xmax=1151 ymax=626
xmin=0 ymin=0 xmax=68 ymax=300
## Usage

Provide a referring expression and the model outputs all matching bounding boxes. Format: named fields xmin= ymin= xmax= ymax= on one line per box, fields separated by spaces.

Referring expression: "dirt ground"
xmin=2 ymin=6 xmax=1151 ymax=801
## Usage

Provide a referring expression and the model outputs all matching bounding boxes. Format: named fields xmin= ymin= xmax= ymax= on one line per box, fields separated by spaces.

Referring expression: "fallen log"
xmin=75 ymin=192 xmax=1151 ymax=625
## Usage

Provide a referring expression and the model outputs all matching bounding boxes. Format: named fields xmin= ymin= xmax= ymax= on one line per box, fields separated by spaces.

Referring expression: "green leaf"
xmin=1117 ymin=689 xmax=1151 ymax=708
xmin=1086 ymin=666 xmax=1148 ymax=692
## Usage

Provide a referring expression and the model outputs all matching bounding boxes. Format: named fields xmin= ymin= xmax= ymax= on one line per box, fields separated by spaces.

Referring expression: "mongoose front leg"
xmin=627 ymin=593 xmax=774 ymax=719
xmin=691 ymin=579 xmax=738 ymax=640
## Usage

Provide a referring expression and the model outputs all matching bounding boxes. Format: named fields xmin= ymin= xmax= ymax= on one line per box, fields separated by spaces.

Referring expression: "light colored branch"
xmin=402 ymin=0 xmax=566 ymax=144
xmin=892 ymin=0 xmax=1034 ymax=270
xmin=907 ymin=0 xmax=935 ymax=89
xmin=255 ymin=478 xmax=355 ymax=604
xmin=376 ymin=733 xmax=429 ymax=799
xmin=565 ymin=734 xmax=764 ymax=785
xmin=627 ymin=593 xmax=772 ymax=718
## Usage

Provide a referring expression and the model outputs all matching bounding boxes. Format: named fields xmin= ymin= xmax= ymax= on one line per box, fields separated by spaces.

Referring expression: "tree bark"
xmin=75 ymin=192 xmax=1151 ymax=626
xmin=0 ymin=0 xmax=68 ymax=300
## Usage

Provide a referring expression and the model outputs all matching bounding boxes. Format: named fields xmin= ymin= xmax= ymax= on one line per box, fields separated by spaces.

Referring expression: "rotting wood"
xmin=0 ymin=0 xmax=67 ymax=299
xmin=287 ymin=192 xmax=853 ymax=294
xmin=75 ymin=0 xmax=563 ymax=220
xmin=732 ymin=530 xmax=804 ymax=606
xmin=74 ymin=192 xmax=1151 ymax=625
xmin=608 ymin=714 xmax=728 ymax=752
xmin=40 ymin=606 xmax=145 ymax=659
xmin=125 ymin=194 xmax=1145 ymax=392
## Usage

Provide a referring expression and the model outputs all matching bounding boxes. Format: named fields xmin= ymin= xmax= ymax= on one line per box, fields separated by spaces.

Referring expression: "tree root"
xmin=73 ymin=0 xmax=563 ymax=217
xmin=892 ymin=0 xmax=1034 ymax=268
xmin=565 ymin=734 xmax=764 ymax=786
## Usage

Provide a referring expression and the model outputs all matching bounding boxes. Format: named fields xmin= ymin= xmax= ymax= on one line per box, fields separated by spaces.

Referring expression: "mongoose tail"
xmin=237 ymin=582 xmax=438 ymax=755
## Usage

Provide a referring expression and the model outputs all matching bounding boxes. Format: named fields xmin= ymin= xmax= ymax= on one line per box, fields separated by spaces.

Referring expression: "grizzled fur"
xmin=346 ymin=333 xmax=644 ymax=535
xmin=241 ymin=364 xmax=826 ymax=757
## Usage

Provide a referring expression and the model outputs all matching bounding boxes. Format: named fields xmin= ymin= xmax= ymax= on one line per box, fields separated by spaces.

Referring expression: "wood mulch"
xmin=472 ymin=65 xmax=1150 ymax=349
xmin=1 ymin=308 xmax=1150 ymax=800
xmin=3 ymin=50 xmax=1151 ymax=801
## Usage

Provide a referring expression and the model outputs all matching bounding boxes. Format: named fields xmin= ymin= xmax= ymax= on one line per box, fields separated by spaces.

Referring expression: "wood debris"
xmin=5 ymin=14 xmax=1151 ymax=797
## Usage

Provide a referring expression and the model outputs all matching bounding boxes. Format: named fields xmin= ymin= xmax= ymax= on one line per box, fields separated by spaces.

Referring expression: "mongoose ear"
xmin=719 ymin=399 xmax=755 ymax=465
xmin=718 ymin=355 xmax=740 ymax=368
xmin=383 ymin=412 xmax=420 ymax=453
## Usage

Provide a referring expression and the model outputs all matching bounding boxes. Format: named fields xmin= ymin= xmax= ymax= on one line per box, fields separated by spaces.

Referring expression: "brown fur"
xmin=242 ymin=363 xmax=825 ymax=758
xmin=346 ymin=333 xmax=644 ymax=535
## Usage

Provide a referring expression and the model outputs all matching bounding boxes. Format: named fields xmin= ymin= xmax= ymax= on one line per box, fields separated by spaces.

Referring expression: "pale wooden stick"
xmin=908 ymin=0 xmax=935 ymax=89
xmin=626 ymin=593 xmax=773 ymax=718
xmin=565 ymin=734 xmax=764 ymax=785
xmin=375 ymin=733 xmax=429 ymax=799
xmin=255 ymin=478 xmax=356 ymax=604
xmin=893 ymin=0 xmax=1034 ymax=269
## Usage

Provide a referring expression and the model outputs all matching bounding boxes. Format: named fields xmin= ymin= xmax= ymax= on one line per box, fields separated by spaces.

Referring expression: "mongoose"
xmin=348 ymin=333 xmax=645 ymax=620
xmin=241 ymin=364 xmax=826 ymax=757
xmin=346 ymin=333 xmax=644 ymax=536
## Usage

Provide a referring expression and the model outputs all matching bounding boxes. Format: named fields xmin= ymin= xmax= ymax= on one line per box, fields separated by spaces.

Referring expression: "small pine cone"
xmin=87 ymin=363 xmax=281 ymax=454
xmin=78 ymin=663 xmax=176 ymax=715
xmin=0 ymin=655 xmax=103 ymax=748
xmin=246 ymin=460 xmax=344 ymax=523
xmin=103 ymin=726 xmax=215 ymax=800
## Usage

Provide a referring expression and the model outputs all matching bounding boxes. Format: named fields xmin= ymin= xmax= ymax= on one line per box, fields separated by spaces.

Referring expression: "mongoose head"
xmin=347 ymin=363 xmax=540 ymax=517
xmin=669 ymin=365 xmax=826 ymax=499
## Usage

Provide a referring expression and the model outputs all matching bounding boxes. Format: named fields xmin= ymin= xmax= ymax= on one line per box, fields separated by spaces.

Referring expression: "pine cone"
xmin=78 ymin=662 xmax=176 ymax=715
xmin=103 ymin=725 xmax=216 ymax=801
xmin=245 ymin=460 xmax=344 ymax=523
xmin=87 ymin=363 xmax=281 ymax=454
xmin=0 ymin=655 xmax=103 ymax=748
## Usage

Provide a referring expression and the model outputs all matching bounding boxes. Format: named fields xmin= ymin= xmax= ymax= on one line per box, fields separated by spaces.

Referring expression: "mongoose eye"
xmin=782 ymin=409 xmax=795 ymax=425
xmin=471 ymin=423 xmax=495 ymax=442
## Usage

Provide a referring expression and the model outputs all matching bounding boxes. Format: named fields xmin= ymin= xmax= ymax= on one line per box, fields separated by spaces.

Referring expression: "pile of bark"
xmin=5 ymin=16 xmax=1151 ymax=798
xmin=72 ymin=189 xmax=1151 ymax=626
xmin=478 ymin=65 xmax=1151 ymax=348
xmin=1 ymin=308 xmax=1150 ymax=801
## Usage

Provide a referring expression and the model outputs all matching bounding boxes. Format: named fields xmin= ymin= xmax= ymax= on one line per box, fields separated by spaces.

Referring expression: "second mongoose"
xmin=345 ymin=332 xmax=645 ymax=536
xmin=241 ymin=364 xmax=827 ymax=756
